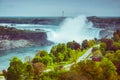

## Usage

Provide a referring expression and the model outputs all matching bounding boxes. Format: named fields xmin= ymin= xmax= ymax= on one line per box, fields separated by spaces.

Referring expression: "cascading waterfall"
xmin=0 ymin=15 xmax=101 ymax=71
xmin=47 ymin=15 xmax=100 ymax=43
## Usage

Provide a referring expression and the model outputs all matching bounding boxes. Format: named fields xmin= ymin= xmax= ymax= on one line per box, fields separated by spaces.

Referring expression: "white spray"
xmin=48 ymin=15 xmax=100 ymax=43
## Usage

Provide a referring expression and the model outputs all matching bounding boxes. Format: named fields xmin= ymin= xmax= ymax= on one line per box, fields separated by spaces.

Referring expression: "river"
xmin=0 ymin=24 xmax=57 ymax=71
xmin=0 ymin=15 xmax=101 ymax=71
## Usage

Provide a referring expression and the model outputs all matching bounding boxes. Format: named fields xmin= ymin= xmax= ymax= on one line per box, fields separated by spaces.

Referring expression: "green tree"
xmin=6 ymin=57 xmax=24 ymax=80
xmin=50 ymin=43 xmax=68 ymax=63
xmin=70 ymin=58 xmax=117 ymax=80
xmin=92 ymin=49 xmax=102 ymax=61
xmin=67 ymin=41 xmax=80 ymax=50
xmin=113 ymin=30 xmax=120 ymax=42
xmin=107 ymin=50 xmax=120 ymax=75
xmin=112 ymin=42 xmax=120 ymax=51
xmin=42 ymin=56 xmax=53 ymax=66
xmin=32 ymin=56 xmax=42 ymax=63
xmin=24 ymin=63 xmax=34 ymax=80
xmin=36 ymin=50 xmax=48 ymax=57
xmin=88 ymin=40 xmax=95 ymax=47
xmin=100 ymin=58 xmax=117 ymax=80
xmin=100 ymin=42 xmax=106 ymax=55
xmin=105 ymin=53 xmax=115 ymax=61
xmin=101 ymin=38 xmax=113 ymax=51
xmin=82 ymin=40 xmax=89 ymax=49
xmin=58 ymin=52 xmax=64 ymax=62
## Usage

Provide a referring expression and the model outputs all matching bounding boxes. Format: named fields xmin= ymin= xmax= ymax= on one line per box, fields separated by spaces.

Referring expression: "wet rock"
xmin=99 ymin=29 xmax=113 ymax=39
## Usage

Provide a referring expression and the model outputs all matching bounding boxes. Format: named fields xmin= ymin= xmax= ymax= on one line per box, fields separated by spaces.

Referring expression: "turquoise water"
xmin=0 ymin=16 xmax=101 ymax=71
xmin=0 ymin=24 xmax=57 ymax=71
xmin=0 ymin=45 xmax=53 ymax=71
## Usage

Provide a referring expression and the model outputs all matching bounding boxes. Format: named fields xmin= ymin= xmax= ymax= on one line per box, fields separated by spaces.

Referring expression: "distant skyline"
xmin=0 ymin=0 xmax=120 ymax=17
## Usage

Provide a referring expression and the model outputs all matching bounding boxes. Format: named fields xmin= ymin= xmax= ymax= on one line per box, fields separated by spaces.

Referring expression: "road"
xmin=0 ymin=47 xmax=93 ymax=80
xmin=44 ymin=47 xmax=93 ymax=72
xmin=63 ymin=47 xmax=93 ymax=70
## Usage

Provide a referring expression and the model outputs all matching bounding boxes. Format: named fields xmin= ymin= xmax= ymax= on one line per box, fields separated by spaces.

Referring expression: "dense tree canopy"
xmin=4 ymin=30 xmax=120 ymax=80
xmin=6 ymin=57 xmax=24 ymax=80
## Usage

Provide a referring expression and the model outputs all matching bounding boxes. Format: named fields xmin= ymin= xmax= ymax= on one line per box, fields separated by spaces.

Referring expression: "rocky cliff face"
xmin=99 ymin=29 xmax=113 ymax=39
xmin=3 ymin=31 xmax=48 ymax=45
xmin=0 ymin=26 xmax=52 ymax=50
xmin=87 ymin=16 xmax=120 ymax=39
xmin=1 ymin=16 xmax=120 ymax=45
xmin=87 ymin=16 xmax=120 ymax=28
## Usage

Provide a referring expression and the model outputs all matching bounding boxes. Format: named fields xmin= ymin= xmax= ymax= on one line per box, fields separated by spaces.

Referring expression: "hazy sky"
xmin=0 ymin=0 xmax=120 ymax=17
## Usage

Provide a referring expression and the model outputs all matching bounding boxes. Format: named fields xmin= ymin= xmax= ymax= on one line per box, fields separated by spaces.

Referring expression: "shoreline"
xmin=0 ymin=39 xmax=33 ymax=50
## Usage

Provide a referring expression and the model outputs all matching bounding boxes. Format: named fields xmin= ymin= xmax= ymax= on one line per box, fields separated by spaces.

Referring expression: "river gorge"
xmin=0 ymin=15 xmax=120 ymax=71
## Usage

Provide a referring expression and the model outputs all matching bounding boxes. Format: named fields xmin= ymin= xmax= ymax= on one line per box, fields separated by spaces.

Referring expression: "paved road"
xmin=63 ymin=47 xmax=93 ymax=70
xmin=0 ymin=47 xmax=93 ymax=79
xmin=44 ymin=47 xmax=93 ymax=72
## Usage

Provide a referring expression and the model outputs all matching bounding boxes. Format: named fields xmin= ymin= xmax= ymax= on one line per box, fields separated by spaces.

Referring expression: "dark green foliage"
xmin=105 ymin=50 xmax=120 ymax=75
xmin=92 ymin=47 xmax=99 ymax=53
xmin=88 ymin=40 xmax=95 ymax=47
xmin=67 ymin=41 xmax=80 ymax=50
xmin=5 ymin=30 xmax=120 ymax=80
xmin=33 ymin=50 xmax=53 ymax=66
xmin=69 ymin=58 xmax=117 ymax=80
xmin=100 ymin=42 xmax=107 ymax=55
xmin=39 ymin=58 xmax=117 ymax=80
xmin=50 ymin=43 xmax=80 ymax=63
xmin=100 ymin=30 xmax=120 ymax=53
xmin=6 ymin=57 xmax=24 ymax=80
xmin=112 ymin=42 xmax=120 ymax=51
xmin=50 ymin=43 xmax=69 ymax=62
xmin=42 ymin=56 xmax=53 ymax=66
xmin=32 ymin=56 xmax=42 ymax=63
xmin=23 ymin=63 xmax=34 ymax=80
xmin=113 ymin=30 xmax=120 ymax=42
xmin=40 ymin=69 xmax=66 ymax=80
xmin=6 ymin=57 xmax=46 ymax=80
xmin=82 ymin=40 xmax=89 ymax=49
xmin=101 ymin=38 xmax=113 ymax=51
xmin=36 ymin=50 xmax=48 ymax=57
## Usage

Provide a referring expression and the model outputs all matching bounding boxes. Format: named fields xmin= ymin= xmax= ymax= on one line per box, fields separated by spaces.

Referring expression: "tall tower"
xmin=62 ymin=11 xmax=64 ymax=17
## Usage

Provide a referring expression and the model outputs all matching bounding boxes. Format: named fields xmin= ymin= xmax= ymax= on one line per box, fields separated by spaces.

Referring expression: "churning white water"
xmin=48 ymin=15 xmax=100 ymax=43
xmin=0 ymin=15 xmax=101 ymax=71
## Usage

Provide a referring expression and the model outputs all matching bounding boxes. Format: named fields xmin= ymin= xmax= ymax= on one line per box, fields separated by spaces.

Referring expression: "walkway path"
xmin=63 ymin=47 xmax=93 ymax=70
